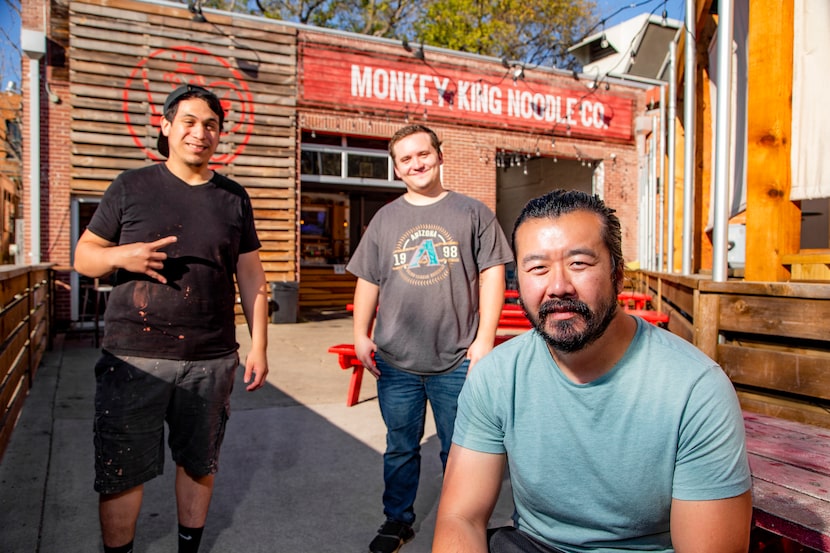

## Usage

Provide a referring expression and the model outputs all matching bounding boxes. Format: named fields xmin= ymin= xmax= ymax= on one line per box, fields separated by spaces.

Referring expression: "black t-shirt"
xmin=87 ymin=163 xmax=261 ymax=360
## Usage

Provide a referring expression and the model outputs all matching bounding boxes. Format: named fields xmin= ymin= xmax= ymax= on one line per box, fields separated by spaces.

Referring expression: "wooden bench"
xmin=744 ymin=411 xmax=830 ymax=551
xmin=626 ymin=274 xmax=830 ymax=550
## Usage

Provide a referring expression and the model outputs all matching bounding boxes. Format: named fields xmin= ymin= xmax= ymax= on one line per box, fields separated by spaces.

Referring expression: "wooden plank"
xmin=720 ymin=344 xmax=830 ymax=401
xmin=694 ymin=292 xmax=718 ymax=359
xmin=745 ymin=428 xmax=830 ymax=475
xmin=693 ymin=16 xmax=715 ymax=274
xmin=745 ymin=412 xmax=830 ymax=442
xmin=749 ymin=454 xmax=830 ymax=505
xmin=716 ymin=294 xmax=830 ymax=341
xmin=745 ymin=411 xmax=830 ymax=550
xmin=700 ymin=279 xmax=830 ymax=300
xmin=782 ymin=250 xmax=830 ymax=265
xmin=660 ymin=279 xmax=695 ymax=317
xmin=0 ymin=375 xmax=28 ymax=464
xmin=751 ymin=479 xmax=830 ymax=552
xmin=667 ymin=310 xmax=693 ymax=343
xmin=744 ymin=0 xmax=798 ymax=282
xmin=740 ymin=392 xmax=830 ymax=431
xmin=789 ymin=263 xmax=830 ymax=282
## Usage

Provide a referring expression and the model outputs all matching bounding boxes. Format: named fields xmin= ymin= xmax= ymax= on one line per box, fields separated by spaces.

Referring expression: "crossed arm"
xmin=433 ymin=445 xmax=753 ymax=553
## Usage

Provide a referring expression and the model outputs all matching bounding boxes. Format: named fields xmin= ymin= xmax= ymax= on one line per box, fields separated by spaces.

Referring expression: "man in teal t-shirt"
xmin=433 ymin=190 xmax=752 ymax=553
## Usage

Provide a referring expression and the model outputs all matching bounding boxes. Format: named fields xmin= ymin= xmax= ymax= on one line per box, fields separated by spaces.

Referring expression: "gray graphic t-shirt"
xmin=347 ymin=191 xmax=512 ymax=374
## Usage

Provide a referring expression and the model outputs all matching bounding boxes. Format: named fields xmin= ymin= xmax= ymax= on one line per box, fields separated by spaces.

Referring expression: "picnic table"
xmin=744 ymin=411 xmax=830 ymax=551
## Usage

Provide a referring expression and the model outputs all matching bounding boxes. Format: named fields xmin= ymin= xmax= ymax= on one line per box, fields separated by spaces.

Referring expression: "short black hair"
xmin=157 ymin=84 xmax=224 ymax=158
xmin=512 ymin=189 xmax=624 ymax=280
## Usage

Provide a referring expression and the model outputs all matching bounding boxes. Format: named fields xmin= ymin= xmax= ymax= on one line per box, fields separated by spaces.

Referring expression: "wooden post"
xmin=744 ymin=0 xmax=800 ymax=281
xmin=694 ymin=290 xmax=719 ymax=360
xmin=694 ymin=12 xmax=717 ymax=273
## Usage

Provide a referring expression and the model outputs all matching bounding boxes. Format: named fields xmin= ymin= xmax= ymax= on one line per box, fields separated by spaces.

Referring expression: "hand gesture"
xmin=120 ymin=236 xmax=178 ymax=284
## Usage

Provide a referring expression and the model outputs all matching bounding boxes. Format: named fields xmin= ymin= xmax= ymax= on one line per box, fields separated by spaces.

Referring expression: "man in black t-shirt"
xmin=74 ymin=84 xmax=269 ymax=553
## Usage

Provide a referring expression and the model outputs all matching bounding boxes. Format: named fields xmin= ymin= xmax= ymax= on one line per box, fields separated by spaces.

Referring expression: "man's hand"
xmin=465 ymin=336 xmax=494 ymax=370
xmin=243 ymin=348 xmax=269 ymax=391
xmin=118 ymin=236 xmax=178 ymax=284
xmin=74 ymin=229 xmax=178 ymax=282
xmin=355 ymin=334 xmax=379 ymax=378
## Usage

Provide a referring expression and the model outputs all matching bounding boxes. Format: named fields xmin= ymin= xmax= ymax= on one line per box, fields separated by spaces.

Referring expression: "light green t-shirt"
xmin=454 ymin=317 xmax=752 ymax=553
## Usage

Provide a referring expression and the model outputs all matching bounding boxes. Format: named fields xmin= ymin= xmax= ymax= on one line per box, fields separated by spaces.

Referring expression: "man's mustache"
xmin=538 ymin=298 xmax=591 ymax=319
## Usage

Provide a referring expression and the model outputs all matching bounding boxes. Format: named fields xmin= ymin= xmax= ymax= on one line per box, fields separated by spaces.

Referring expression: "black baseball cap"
xmin=157 ymin=84 xmax=224 ymax=158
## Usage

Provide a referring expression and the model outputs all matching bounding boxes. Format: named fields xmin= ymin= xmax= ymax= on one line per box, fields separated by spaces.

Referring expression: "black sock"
xmin=103 ymin=542 xmax=133 ymax=553
xmin=178 ymin=524 xmax=204 ymax=553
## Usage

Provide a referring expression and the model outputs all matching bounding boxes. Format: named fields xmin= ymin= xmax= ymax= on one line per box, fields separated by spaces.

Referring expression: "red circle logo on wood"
xmin=123 ymin=45 xmax=255 ymax=169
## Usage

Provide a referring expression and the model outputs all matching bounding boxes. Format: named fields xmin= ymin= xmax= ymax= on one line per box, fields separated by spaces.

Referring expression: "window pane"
xmin=320 ymin=152 xmax=342 ymax=176
xmin=300 ymin=150 xmax=317 ymax=175
xmin=347 ymin=154 xmax=387 ymax=179
xmin=302 ymin=131 xmax=341 ymax=146
xmin=301 ymin=151 xmax=343 ymax=176
xmin=347 ymin=136 xmax=388 ymax=150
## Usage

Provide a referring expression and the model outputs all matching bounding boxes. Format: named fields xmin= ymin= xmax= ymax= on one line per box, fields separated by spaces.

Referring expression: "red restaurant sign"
xmin=300 ymin=43 xmax=634 ymax=142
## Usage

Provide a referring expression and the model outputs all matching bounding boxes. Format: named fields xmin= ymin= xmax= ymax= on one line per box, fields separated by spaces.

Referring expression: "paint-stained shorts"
xmin=93 ymin=350 xmax=238 ymax=495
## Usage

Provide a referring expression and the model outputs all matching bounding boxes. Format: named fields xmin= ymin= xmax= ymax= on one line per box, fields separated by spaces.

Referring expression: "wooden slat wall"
xmin=635 ymin=270 xmax=830 ymax=429
xmin=69 ymin=0 xmax=298 ymax=283
xmin=299 ymin=266 xmax=356 ymax=310
xmin=0 ymin=265 xmax=52 ymax=464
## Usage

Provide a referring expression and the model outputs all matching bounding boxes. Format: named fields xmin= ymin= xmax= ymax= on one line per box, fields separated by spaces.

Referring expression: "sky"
xmin=598 ymin=0 xmax=686 ymax=26
xmin=0 ymin=0 xmax=689 ymax=92
xmin=1 ymin=0 xmax=22 ymax=92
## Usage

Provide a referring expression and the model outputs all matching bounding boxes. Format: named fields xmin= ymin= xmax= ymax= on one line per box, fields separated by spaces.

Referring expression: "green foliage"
xmin=193 ymin=0 xmax=597 ymax=68
xmin=414 ymin=0 xmax=596 ymax=67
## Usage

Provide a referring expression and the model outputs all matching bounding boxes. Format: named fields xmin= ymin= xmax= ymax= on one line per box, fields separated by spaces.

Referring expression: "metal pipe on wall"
xmin=650 ymin=116 xmax=658 ymax=270
xmin=22 ymin=29 xmax=46 ymax=265
xmin=667 ymin=40 xmax=677 ymax=273
xmin=712 ymin=0 xmax=735 ymax=282
xmin=658 ymin=84 xmax=666 ymax=271
xmin=681 ymin=1 xmax=696 ymax=275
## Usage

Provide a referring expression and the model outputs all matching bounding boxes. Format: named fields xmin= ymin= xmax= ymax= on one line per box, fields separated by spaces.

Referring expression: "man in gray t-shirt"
xmin=347 ymin=124 xmax=512 ymax=553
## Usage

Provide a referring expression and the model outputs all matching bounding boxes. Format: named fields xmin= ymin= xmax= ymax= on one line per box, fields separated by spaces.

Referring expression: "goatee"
xmin=526 ymin=296 xmax=617 ymax=353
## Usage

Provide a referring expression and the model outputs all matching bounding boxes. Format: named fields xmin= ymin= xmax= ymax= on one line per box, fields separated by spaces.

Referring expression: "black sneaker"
xmin=369 ymin=520 xmax=415 ymax=553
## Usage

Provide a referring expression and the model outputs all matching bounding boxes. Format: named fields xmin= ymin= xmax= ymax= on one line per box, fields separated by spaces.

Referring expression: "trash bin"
xmin=270 ymin=281 xmax=299 ymax=324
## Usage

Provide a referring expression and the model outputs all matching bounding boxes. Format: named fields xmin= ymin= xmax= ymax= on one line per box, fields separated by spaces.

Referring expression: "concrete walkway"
xmin=0 ymin=318 xmax=513 ymax=552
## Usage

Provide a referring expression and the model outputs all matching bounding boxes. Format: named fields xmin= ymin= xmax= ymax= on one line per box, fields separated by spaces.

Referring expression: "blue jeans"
xmin=375 ymin=354 xmax=469 ymax=525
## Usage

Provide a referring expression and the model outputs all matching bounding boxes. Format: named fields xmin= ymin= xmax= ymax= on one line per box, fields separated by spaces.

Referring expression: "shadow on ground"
xmin=0 ymin=320 xmax=515 ymax=553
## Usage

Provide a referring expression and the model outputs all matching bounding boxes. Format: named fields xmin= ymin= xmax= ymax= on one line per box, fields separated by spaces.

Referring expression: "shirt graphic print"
xmin=393 ymin=224 xmax=459 ymax=286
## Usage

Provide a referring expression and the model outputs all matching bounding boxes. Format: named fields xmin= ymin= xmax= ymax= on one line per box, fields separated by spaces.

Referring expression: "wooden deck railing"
xmin=0 ymin=264 xmax=53 ymax=463
xmin=628 ymin=270 xmax=830 ymax=429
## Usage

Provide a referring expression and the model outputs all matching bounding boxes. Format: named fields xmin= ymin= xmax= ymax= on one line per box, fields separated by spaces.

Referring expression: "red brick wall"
xmin=22 ymin=0 xmax=73 ymax=322
xmin=298 ymin=29 xmax=646 ymax=264
xmin=27 ymin=0 xmax=649 ymax=326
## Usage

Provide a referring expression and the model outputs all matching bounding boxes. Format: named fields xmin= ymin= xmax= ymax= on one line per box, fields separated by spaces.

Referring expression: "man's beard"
xmin=525 ymin=293 xmax=618 ymax=353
